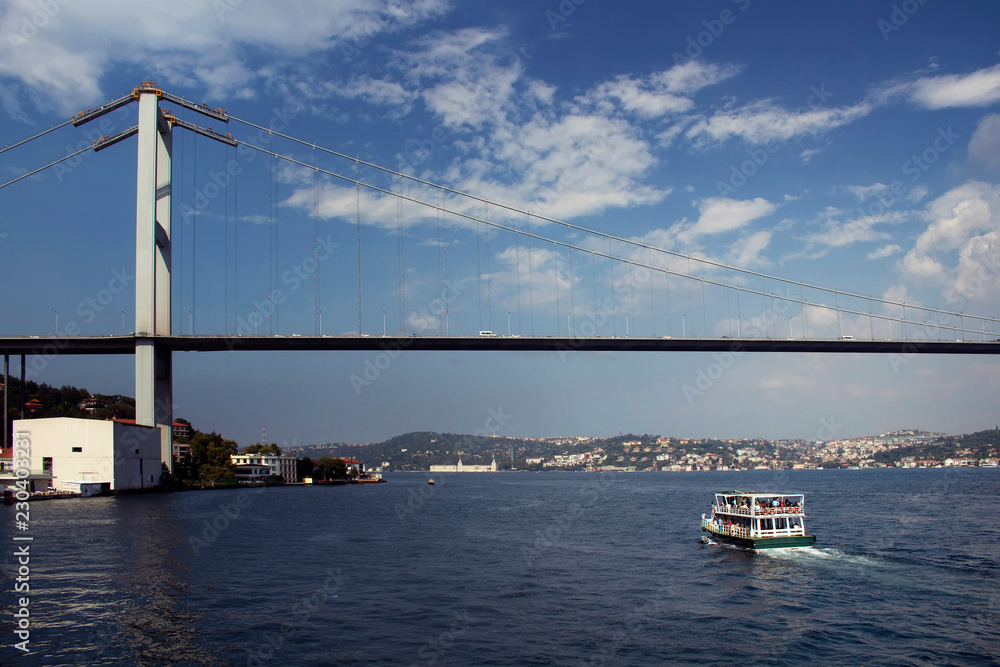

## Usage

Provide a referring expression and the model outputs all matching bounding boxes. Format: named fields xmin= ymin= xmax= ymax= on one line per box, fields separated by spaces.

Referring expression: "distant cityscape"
xmin=289 ymin=427 xmax=1000 ymax=472
xmin=4 ymin=377 xmax=996 ymax=483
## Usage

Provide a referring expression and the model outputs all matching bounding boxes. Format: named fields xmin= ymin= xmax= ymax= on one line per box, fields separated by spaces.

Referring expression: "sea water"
xmin=1 ymin=468 xmax=997 ymax=665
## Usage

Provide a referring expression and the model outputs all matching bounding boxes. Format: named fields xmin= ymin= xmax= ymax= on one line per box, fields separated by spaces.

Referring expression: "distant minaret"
xmin=262 ymin=424 xmax=266 ymax=445
xmin=491 ymin=455 xmax=497 ymax=472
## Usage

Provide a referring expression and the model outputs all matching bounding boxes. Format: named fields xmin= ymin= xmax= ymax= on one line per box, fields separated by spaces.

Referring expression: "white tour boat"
xmin=701 ymin=490 xmax=815 ymax=550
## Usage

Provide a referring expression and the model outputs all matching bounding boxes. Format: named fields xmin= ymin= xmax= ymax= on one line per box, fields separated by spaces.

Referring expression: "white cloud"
xmin=912 ymin=181 xmax=999 ymax=255
xmin=654 ymin=61 xmax=744 ymax=95
xmin=681 ymin=61 xmax=1000 ymax=149
xmin=799 ymin=148 xmax=822 ymax=164
xmin=968 ymin=113 xmax=1000 ymax=169
xmin=676 ymin=197 xmax=777 ymax=243
xmin=685 ymin=99 xmax=873 ymax=146
xmin=843 ymin=183 xmax=890 ymax=201
xmin=797 ymin=207 xmax=904 ymax=258
xmin=580 ymin=61 xmax=742 ymax=119
xmin=338 ymin=76 xmax=414 ymax=107
xmin=270 ymin=25 xmax=671 ymax=226
xmin=867 ymin=244 xmax=902 ymax=260
xmin=900 ymin=181 xmax=1000 ymax=309
xmin=397 ymin=34 xmax=671 ymax=219
xmin=590 ymin=75 xmax=694 ymax=118
xmin=286 ymin=111 xmax=668 ymax=230
xmin=805 ymin=217 xmax=892 ymax=249
xmin=485 ymin=113 xmax=667 ymax=218
xmin=908 ymin=185 xmax=929 ymax=203
xmin=405 ymin=28 xmax=524 ymax=130
xmin=0 ymin=0 xmax=449 ymax=115
xmin=728 ymin=230 xmax=772 ymax=267
xmin=655 ymin=124 xmax=686 ymax=148
xmin=907 ymin=63 xmax=1000 ymax=110
xmin=490 ymin=245 xmax=573 ymax=310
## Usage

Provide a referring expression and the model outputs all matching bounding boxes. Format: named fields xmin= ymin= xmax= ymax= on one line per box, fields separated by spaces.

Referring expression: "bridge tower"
xmin=73 ymin=83 xmax=233 ymax=437
xmin=69 ymin=83 xmax=234 ymax=467
xmin=133 ymin=88 xmax=173 ymax=430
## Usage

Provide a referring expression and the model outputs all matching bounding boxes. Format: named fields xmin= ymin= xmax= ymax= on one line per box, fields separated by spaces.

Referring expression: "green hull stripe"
xmin=703 ymin=527 xmax=815 ymax=549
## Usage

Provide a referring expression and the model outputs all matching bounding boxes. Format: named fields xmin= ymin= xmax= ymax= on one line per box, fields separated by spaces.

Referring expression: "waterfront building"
xmin=234 ymin=463 xmax=272 ymax=483
xmin=10 ymin=417 xmax=168 ymax=492
xmin=172 ymin=441 xmax=190 ymax=464
xmin=429 ymin=456 xmax=498 ymax=473
xmin=230 ymin=453 xmax=298 ymax=482
xmin=340 ymin=457 xmax=366 ymax=476
xmin=172 ymin=421 xmax=193 ymax=440
xmin=78 ymin=397 xmax=106 ymax=413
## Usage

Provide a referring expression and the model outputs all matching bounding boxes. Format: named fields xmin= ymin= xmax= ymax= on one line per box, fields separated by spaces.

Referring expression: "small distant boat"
xmin=701 ymin=490 xmax=815 ymax=550
xmin=427 ymin=479 xmax=435 ymax=485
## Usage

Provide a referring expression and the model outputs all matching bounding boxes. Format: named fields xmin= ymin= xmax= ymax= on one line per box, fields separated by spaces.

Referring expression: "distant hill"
xmin=292 ymin=431 xmax=686 ymax=471
xmin=872 ymin=427 xmax=999 ymax=464
xmin=289 ymin=431 xmax=533 ymax=471
xmin=3 ymin=377 xmax=138 ymax=441
xmin=6 ymin=375 xmax=994 ymax=470
xmin=289 ymin=426 xmax=999 ymax=471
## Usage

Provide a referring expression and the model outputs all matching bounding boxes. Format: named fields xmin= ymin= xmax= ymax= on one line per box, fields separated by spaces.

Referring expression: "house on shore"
xmin=231 ymin=453 xmax=298 ymax=482
xmin=7 ymin=417 xmax=169 ymax=493
xmin=429 ymin=456 xmax=498 ymax=473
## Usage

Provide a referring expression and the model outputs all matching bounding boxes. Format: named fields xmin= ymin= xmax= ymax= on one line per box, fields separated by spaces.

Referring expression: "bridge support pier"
xmin=134 ymin=88 xmax=173 ymax=460
xmin=3 ymin=353 xmax=7 ymax=451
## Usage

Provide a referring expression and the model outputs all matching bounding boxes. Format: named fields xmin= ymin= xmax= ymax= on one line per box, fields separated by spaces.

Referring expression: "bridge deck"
xmin=1 ymin=335 xmax=998 ymax=355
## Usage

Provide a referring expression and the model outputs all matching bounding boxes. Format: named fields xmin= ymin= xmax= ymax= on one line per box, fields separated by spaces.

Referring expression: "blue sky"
xmin=1 ymin=0 xmax=999 ymax=446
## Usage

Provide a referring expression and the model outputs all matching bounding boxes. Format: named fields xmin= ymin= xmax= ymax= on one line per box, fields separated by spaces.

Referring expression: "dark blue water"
xmin=2 ymin=469 xmax=998 ymax=666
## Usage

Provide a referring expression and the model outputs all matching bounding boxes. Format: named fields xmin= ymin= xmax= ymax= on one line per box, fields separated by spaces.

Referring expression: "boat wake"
xmin=759 ymin=546 xmax=883 ymax=569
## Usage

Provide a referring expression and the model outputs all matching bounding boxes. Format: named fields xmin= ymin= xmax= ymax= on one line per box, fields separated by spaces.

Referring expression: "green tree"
xmin=297 ymin=457 xmax=316 ymax=479
xmin=189 ymin=431 xmax=238 ymax=481
xmin=159 ymin=462 xmax=178 ymax=489
xmin=243 ymin=443 xmax=282 ymax=456
xmin=318 ymin=456 xmax=348 ymax=479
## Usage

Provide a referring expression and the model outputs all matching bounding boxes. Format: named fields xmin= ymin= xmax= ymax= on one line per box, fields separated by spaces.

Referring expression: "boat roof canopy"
xmin=715 ymin=490 xmax=804 ymax=497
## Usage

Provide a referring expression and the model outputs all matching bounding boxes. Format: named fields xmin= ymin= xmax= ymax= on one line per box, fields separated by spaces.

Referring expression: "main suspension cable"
xmin=235 ymin=140 xmax=993 ymax=335
xmin=229 ymin=115 xmax=969 ymax=322
xmin=0 ymin=143 xmax=92 ymax=190
xmin=0 ymin=119 xmax=73 ymax=157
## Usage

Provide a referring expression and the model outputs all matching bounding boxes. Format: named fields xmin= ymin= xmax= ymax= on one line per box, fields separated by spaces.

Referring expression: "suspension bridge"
xmin=2 ymin=83 xmax=998 ymax=431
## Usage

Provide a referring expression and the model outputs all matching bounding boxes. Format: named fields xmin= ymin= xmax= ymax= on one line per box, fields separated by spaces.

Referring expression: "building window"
xmin=42 ymin=457 xmax=53 ymax=473
xmin=72 ymin=447 xmax=82 ymax=453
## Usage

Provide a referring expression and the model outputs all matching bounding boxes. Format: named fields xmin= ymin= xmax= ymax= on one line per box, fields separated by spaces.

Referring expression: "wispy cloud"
xmin=0 ymin=0 xmax=449 ymax=115
xmin=676 ymin=197 xmax=778 ymax=243
xmin=867 ymin=244 xmax=901 ymax=260
xmin=685 ymin=99 xmax=874 ymax=147
xmin=791 ymin=207 xmax=905 ymax=260
xmin=843 ymin=183 xmax=890 ymax=201
xmin=578 ymin=61 xmax=742 ymax=119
